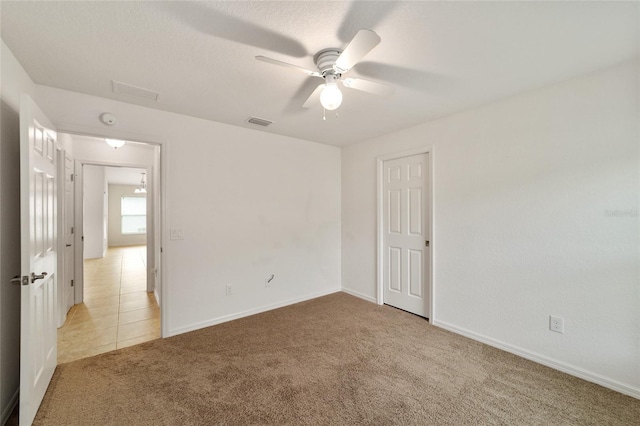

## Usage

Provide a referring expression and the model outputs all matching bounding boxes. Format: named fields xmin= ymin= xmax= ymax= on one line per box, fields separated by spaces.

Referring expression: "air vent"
xmin=112 ymin=80 xmax=159 ymax=102
xmin=247 ymin=117 xmax=273 ymax=127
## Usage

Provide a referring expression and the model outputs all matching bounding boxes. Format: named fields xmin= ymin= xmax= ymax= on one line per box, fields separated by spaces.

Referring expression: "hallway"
xmin=57 ymin=245 xmax=160 ymax=364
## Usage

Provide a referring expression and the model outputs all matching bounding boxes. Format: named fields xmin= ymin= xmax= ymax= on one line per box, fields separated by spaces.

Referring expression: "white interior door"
xmin=64 ymin=154 xmax=75 ymax=312
xmin=73 ymin=160 xmax=84 ymax=303
xmin=20 ymin=95 xmax=58 ymax=426
xmin=383 ymin=153 xmax=430 ymax=317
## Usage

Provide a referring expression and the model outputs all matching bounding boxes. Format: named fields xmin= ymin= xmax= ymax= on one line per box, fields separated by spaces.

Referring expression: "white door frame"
xmin=73 ymin=160 xmax=83 ymax=304
xmin=376 ymin=146 xmax=434 ymax=319
xmin=62 ymin=137 xmax=167 ymax=341
xmin=76 ymin=161 xmax=158 ymax=297
xmin=55 ymin=128 xmax=168 ymax=338
xmin=55 ymin=146 xmax=69 ymax=327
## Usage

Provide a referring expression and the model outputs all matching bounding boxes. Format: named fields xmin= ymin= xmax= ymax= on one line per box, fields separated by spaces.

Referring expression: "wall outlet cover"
xmin=549 ymin=315 xmax=564 ymax=334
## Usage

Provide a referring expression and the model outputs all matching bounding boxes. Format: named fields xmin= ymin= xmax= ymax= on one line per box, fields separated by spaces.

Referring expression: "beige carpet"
xmin=28 ymin=292 xmax=638 ymax=425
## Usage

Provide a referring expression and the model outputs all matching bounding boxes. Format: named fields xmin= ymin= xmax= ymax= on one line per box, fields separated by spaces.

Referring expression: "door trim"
xmin=75 ymin=161 xmax=158 ymax=303
xmin=376 ymin=146 xmax=434 ymax=320
xmin=50 ymin=128 xmax=169 ymax=338
xmin=68 ymin=146 xmax=166 ymax=340
xmin=73 ymin=159 xmax=83 ymax=304
xmin=55 ymin=146 xmax=68 ymax=327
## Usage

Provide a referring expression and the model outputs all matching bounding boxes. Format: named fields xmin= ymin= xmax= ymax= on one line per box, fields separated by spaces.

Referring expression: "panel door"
xmin=20 ymin=95 xmax=58 ymax=426
xmin=383 ymin=153 xmax=430 ymax=317
xmin=64 ymin=153 xmax=75 ymax=311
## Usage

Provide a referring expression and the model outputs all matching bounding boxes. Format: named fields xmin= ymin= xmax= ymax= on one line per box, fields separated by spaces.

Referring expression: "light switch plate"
xmin=170 ymin=228 xmax=184 ymax=240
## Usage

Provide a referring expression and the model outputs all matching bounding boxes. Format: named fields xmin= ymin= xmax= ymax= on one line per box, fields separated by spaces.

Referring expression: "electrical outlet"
xmin=549 ymin=315 xmax=564 ymax=333
xmin=225 ymin=284 xmax=232 ymax=296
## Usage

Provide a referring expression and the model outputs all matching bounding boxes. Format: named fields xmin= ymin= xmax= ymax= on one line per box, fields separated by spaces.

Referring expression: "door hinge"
xmin=70 ymin=173 xmax=74 ymax=182
xmin=160 ymin=247 xmax=163 ymax=253
xmin=71 ymin=279 xmax=74 ymax=287
xmin=71 ymin=226 xmax=74 ymax=234
xmin=81 ymin=235 xmax=84 ymax=242
xmin=425 ymin=240 xmax=430 ymax=247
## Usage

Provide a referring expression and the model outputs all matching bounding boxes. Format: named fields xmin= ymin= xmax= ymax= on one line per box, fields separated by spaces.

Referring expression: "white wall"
xmin=83 ymin=165 xmax=107 ymax=259
xmin=0 ymin=40 xmax=36 ymax=423
xmin=108 ymin=184 xmax=147 ymax=247
xmin=35 ymin=84 xmax=342 ymax=337
xmin=342 ymin=61 xmax=640 ymax=396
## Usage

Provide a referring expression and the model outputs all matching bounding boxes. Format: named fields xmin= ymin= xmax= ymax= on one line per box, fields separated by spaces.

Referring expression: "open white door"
xmin=19 ymin=95 xmax=58 ymax=425
xmin=63 ymin=153 xmax=75 ymax=313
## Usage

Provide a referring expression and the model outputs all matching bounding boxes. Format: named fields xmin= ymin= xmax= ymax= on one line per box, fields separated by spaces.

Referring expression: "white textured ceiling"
xmin=2 ymin=1 xmax=638 ymax=146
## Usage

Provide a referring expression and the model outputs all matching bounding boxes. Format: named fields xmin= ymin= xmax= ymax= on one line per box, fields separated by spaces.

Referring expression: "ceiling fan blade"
xmin=337 ymin=2 xmax=399 ymax=43
xmin=156 ymin=2 xmax=307 ymax=58
xmin=256 ymin=56 xmax=321 ymax=77
xmin=303 ymin=84 xmax=324 ymax=108
xmin=353 ymin=62 xmax=445 ymax=93
xmin=334 ymin=29 xmax=381 ymax=73
xmin=342 ymin=77 xmax=394 ymax=97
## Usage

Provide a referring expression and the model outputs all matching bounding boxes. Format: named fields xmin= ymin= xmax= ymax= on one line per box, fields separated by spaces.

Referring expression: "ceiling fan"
xmin=256 ymin=29 xmax=394 ymax=112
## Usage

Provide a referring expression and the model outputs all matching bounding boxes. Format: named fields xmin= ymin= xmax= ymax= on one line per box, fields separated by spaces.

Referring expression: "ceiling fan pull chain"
xmin=323 ymin=108 xmax=326 ymax=121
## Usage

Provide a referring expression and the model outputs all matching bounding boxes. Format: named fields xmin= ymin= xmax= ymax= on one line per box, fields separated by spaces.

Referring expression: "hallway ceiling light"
xmin=105 ymin=138 xmax=126 ymax=149
xmin=134 ymin=172 xmax=147 ymax=194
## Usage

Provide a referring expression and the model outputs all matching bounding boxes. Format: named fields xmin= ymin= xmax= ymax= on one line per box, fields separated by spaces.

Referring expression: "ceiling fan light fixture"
xmin=255 ymin=29 xmax=389 ymax=113
xmin=320 ymin=83 xmax=342 ymax=111
xmin=105 ymin=138 xmax=126 ymax=149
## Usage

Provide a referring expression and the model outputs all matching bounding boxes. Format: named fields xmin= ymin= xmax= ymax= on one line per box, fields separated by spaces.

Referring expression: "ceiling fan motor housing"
xmin=314 ymin=48 xmax=342 ymax=76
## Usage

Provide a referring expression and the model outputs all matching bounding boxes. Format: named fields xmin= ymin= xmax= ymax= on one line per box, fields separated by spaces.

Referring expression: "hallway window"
xmin=121 ymin=196 xmax=146 ymax=234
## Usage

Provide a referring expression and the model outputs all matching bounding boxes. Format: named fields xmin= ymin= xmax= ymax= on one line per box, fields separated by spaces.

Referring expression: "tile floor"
xmin=57 ymin=245 xmax=160 ymax=364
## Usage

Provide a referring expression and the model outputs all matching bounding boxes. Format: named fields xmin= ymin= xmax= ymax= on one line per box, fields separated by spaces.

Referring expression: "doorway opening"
xmin=56 ymin=134 xmax=162 ymax=363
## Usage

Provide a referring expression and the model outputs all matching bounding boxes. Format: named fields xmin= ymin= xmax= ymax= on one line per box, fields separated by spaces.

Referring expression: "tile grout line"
xmin=60 ymin=247 xmax=158 ymax=358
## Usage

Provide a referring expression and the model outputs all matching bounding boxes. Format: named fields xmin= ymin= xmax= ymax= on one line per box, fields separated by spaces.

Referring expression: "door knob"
xmin=10 ymin=275 xmax=29 ymax=286
xmin=30 ymin=272 xmax=48 ymax=283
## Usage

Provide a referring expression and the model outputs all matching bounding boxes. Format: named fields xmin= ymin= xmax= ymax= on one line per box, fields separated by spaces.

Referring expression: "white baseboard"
xmin=1 ymin=388 xmax=19 ymax=426
xmin=433 ymin=319 xmax=640 ymax=400
xmin=341 ymin=287 xmax=377 ymax=304
xmin=153 ymin=288 xmax=160 ymax=306
xmin=168 ymin=288 xmax=341 ymax=337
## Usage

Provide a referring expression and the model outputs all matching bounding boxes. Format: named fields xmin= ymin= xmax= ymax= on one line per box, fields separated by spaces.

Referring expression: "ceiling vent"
xmin=247 ymin=117 xmax=273 ymax=127
xmin=112 ymin=80 xmax=159 ymax=102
